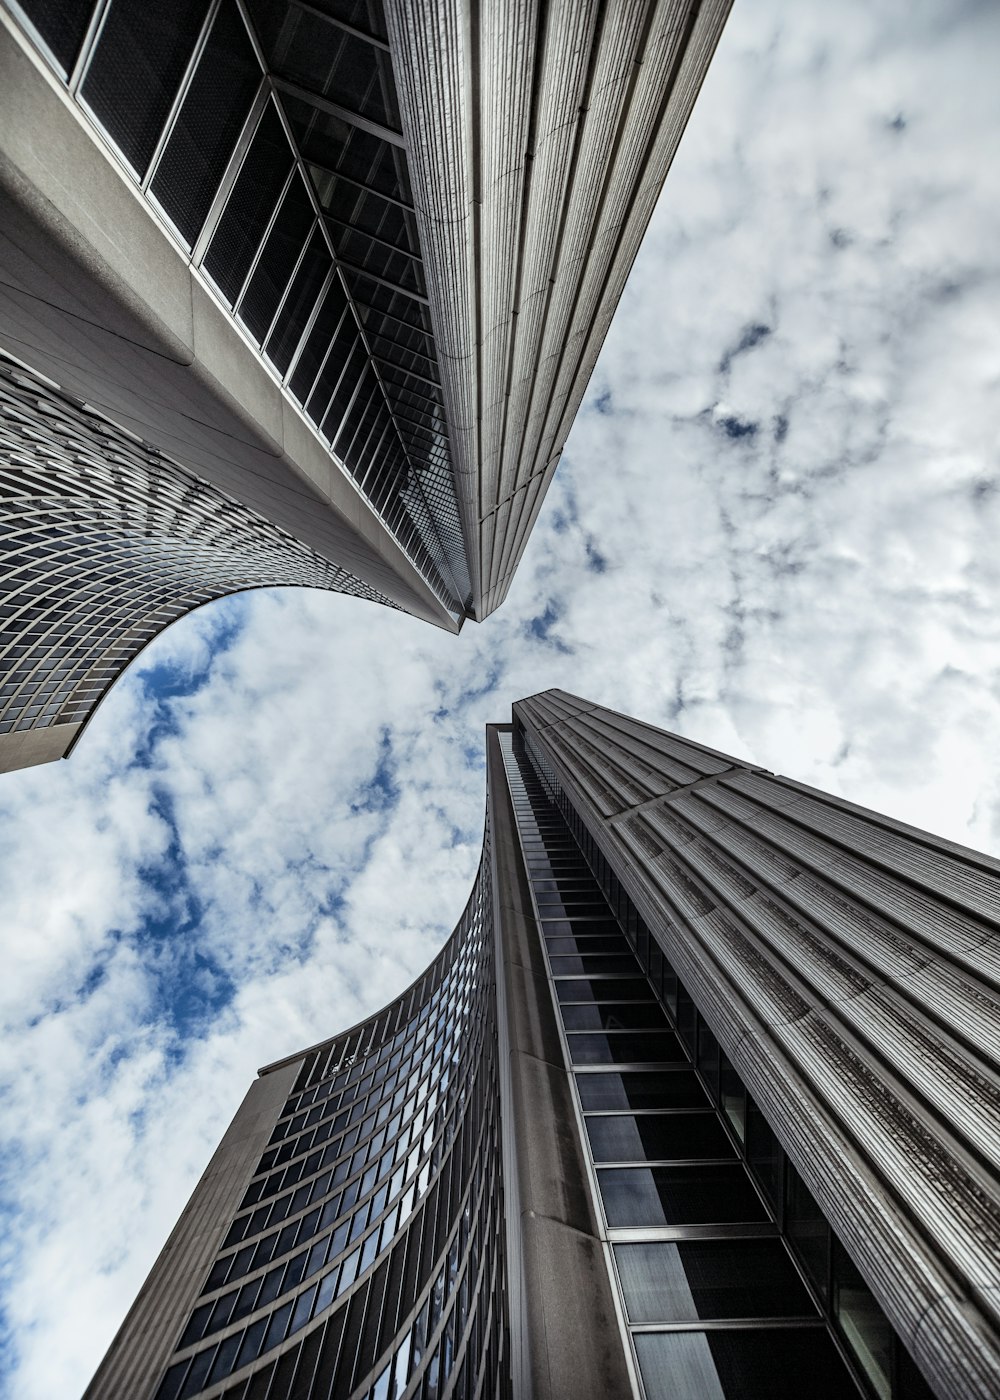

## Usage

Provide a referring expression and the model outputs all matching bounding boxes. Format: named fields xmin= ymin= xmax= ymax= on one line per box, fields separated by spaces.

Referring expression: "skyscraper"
xmin=0 ymin=0 xmax=731 ymax=771
xmin=86 ymin=691 xmax=1000 ymax=1400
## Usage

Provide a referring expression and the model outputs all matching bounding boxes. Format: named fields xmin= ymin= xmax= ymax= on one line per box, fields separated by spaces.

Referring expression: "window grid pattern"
xmin=508 ymin=724 xmax=937 ymax=1400
xmin=153 ymin=835 xmax=510 ymax=1400
xmin=6 ymin=0 xmax=471 ymax=614
xmin=0 ymin=358 xmax=393 ymax=742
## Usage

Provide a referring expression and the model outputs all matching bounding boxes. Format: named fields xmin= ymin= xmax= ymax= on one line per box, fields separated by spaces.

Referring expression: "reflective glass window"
xmin=203 ymin=102 xmax=291 ymax=305
xmin=576 ymin=1070 xmax=705 ymax=1111
xmin=634 ymin=1328 xmax=859 ymax=1400
xmin=720 ymin=1053 xmax=746 ymax=1142
xmin=615 ymin=1239 xmax=815 ymax=1322
xmin=149 ymin=0 xmax=261 ymax=246
xmin=81 ymin=0 xmax=205 ymax=175
xmin=239 ymin=173 xmax=315 ymax=342
xmin=833 ymin=1237 xmax=892 ymax=1399
xmin=598 ymin=1165 xmax=769 ymax=1227
xmin=746 ymin=1098 xmax=783 ymax=1208
xmin=16 ymin=0 xmax=93 ymax=71
xmin=549 ymin=954 xmax=642 ymax=977
xmin=560 ymin=1002 xmax=670 ymax=1031
xmin=555 ymin=978 xmax=653 ymax=1004
xmin=265 ymin=229 xmax=331 ymax=375
xmin=586 ymin=1112 xmax=734 ymax=1163
xmin=567 ymin=1031 xmax=684 ymax=1066
xmin=786 ymin=1167 xmax=830 ymax=1299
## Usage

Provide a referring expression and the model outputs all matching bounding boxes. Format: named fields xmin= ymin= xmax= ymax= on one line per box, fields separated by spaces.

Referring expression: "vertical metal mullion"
xmin=67 ymin=0 xmax=112 ymax=92
xmin=357 ymin=415 xmax=396 ymax=497
xmin=299 ymin=299 xmax=351 ymax=421
xmin=190 ymin=78 xmax=270 ymax=267
xmin=259 ymin=220 xmax=315 ymax=354
xmin=140 ymin=0 xmax=223 ymax=192
xmin=233 ymin=163 xmax=297 ymax=317
xmin=323 ymin=344 xmax=370 ymax=451
xmin=282 ymin=263 xmax=335 ymax=389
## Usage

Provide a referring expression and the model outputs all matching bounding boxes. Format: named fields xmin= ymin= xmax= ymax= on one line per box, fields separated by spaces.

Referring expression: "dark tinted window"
xmin=150 ymin=0 xmax=260 ymax=246
xmin=203 ymin=102 xmax=291 ymax=305
xmin=576 ymin=1070 xmax=705 ymax=1111
xmin=81 ymin=0 xmax=205 ymax=174
xmin=19 ymin=0 xmax=95 ymax=73
xmin=615 ymin=1239 xmax=815 ymax=1322
xmin=634 ymin=1328 xmax=859 ymax=1400
xmin=598 ymin=1165 xmax=769 ymax=1227
xmin=586 ymin=1112 xmax=734 ymax=1163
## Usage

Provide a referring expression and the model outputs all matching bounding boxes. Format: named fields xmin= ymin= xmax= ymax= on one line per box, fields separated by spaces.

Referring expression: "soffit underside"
xmin=5 ymin=0 xmax=473 ymax=616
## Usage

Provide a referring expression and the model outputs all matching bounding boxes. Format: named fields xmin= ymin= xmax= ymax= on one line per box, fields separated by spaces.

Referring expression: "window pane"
xmin=549 ymin=955 xmax=642 ymax=976
xmin=720 ymin=1053 xmax=746 ymax=1142
xmin=676 ymin=982 xmax=697 ymax=1053
xmin=17 ymin=0 xmax=94 ymax=72
xmin=81 ymin=0 xmax=205 ymax=175
xmin=567 ymin=1031 xmax=684 ymax=1066
xmin=239 ymin=174 xmax=314 ymax=342
xmin=634 ymin=1329 xmax=859 ymax=1400
xmin=555 ymin=978 xmax=652 ymax=1003
xmin=265 ymin=228 xmax=331 ymax=375
xmin=697 ymin=1019 xmax=720 ymax=1097
xmin=833 ymin=1237 xmax=892 ymax=1399
xmin=786 ymin=1167 xmax=830 ymax=1299
xmin=203 ymin=102 xmax=291 ymax=305
xmin=545 ymin=935 xmax=630 ymax=955
xmin=150 ymin=0 xmax=260 ymax=246
xmin=560 ymin=1002 xmax=670 ymax=1031
xmin=576 ymin=1071 xmax=705 ymax=1112
xmin=746 ymin=1099 xmax=783 ymax=1207
xmin=586 ymin=1113 xmax=734 ymax=1163
xmin=615 ymin=1240 xmax=816 ymax=1322
xmin=598 ymin=1165 xmax=769 ymax=1227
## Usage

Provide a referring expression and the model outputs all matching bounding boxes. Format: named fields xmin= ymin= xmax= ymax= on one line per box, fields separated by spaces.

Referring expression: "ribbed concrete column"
xmin=83 ymin=1061 xmax=300 ymax=1400
xmin=487 ymin=724 xmax=632 ymax=1400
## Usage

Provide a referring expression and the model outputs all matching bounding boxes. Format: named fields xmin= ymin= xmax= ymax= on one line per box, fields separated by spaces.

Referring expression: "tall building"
xmin=86 ymin=691 xmax=1000 ymax=1400
xmin=0 ymin=0 xmax=731 ymax=771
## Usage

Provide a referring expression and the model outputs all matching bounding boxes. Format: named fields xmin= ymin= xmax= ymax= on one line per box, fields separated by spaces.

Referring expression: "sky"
xmin=2 ymin=1 xmax=999 ymax=1395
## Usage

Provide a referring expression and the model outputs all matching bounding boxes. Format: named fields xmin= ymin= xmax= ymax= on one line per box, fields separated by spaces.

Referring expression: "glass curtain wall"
xmin=150 ymin=839 xmax=508 ymax=1400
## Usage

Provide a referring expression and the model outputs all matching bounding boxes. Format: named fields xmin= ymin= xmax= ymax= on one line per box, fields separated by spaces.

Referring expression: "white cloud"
xmin=2 ymin=1 xmax=1000 ymax=1395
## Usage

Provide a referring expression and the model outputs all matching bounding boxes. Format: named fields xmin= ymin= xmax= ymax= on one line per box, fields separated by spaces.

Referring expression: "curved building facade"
xmin=87 ymin=830 xmax=508 ymax=1400
xmin=86 ymin=697 xmax=1000 ymax=1400
xmin=0 ymin=0 xmax=733 ymax=770
xmin=0 ymin=353 xmax=396 ymax=772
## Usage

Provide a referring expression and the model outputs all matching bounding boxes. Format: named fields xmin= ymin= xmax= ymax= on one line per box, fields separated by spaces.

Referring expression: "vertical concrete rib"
xmin=385 ymin=0 xmax=733 ymax=620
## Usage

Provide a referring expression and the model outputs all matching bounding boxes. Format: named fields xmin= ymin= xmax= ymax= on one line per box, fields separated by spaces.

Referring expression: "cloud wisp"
xmin=1 ymin=1 xmax=999 ymax=1395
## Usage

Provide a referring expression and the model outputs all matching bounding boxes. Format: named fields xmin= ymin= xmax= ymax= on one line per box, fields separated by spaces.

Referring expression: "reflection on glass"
xmin=746 ymin=1098 xmax=783 ymax=1207
xmin=786 ymin=1167 xmax=830 ymax=1299
xmin=598 ymin=1164 xmax=769 ymax=1227
xmin=833 ymin=1237 xmax=892 ymax=1400
xmin=697 ymin=1019 xmax=720 ymax=1097
xmin=635 ymin=1328 xmax=859 ymax=1400
xmin=615 ymin=1240 xmax=815 ymax=1322
xmin=719 ymin=1053 xmax=746 ymax=1142
xmin=560 ymin=1002 xmax=670 ymax=1031
xmin=576 ymin=1070 xmax=705 ymax=1111
xmin=567 ymin=1031 xmax=684 ymax=1065
xmin=586 ymin=1112 xmax=734 ymax=1163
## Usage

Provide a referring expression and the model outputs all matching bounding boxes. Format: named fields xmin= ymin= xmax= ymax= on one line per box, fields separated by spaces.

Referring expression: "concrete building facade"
xmin=86 ymin=692 xmax=1000 ymax=1400
xmin=0 ymin=0 xmax=731 ymax=771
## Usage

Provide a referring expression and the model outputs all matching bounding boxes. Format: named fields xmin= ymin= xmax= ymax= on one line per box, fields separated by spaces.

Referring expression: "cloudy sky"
xmin=2 ymin=0 xmax=999 ymax=1395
